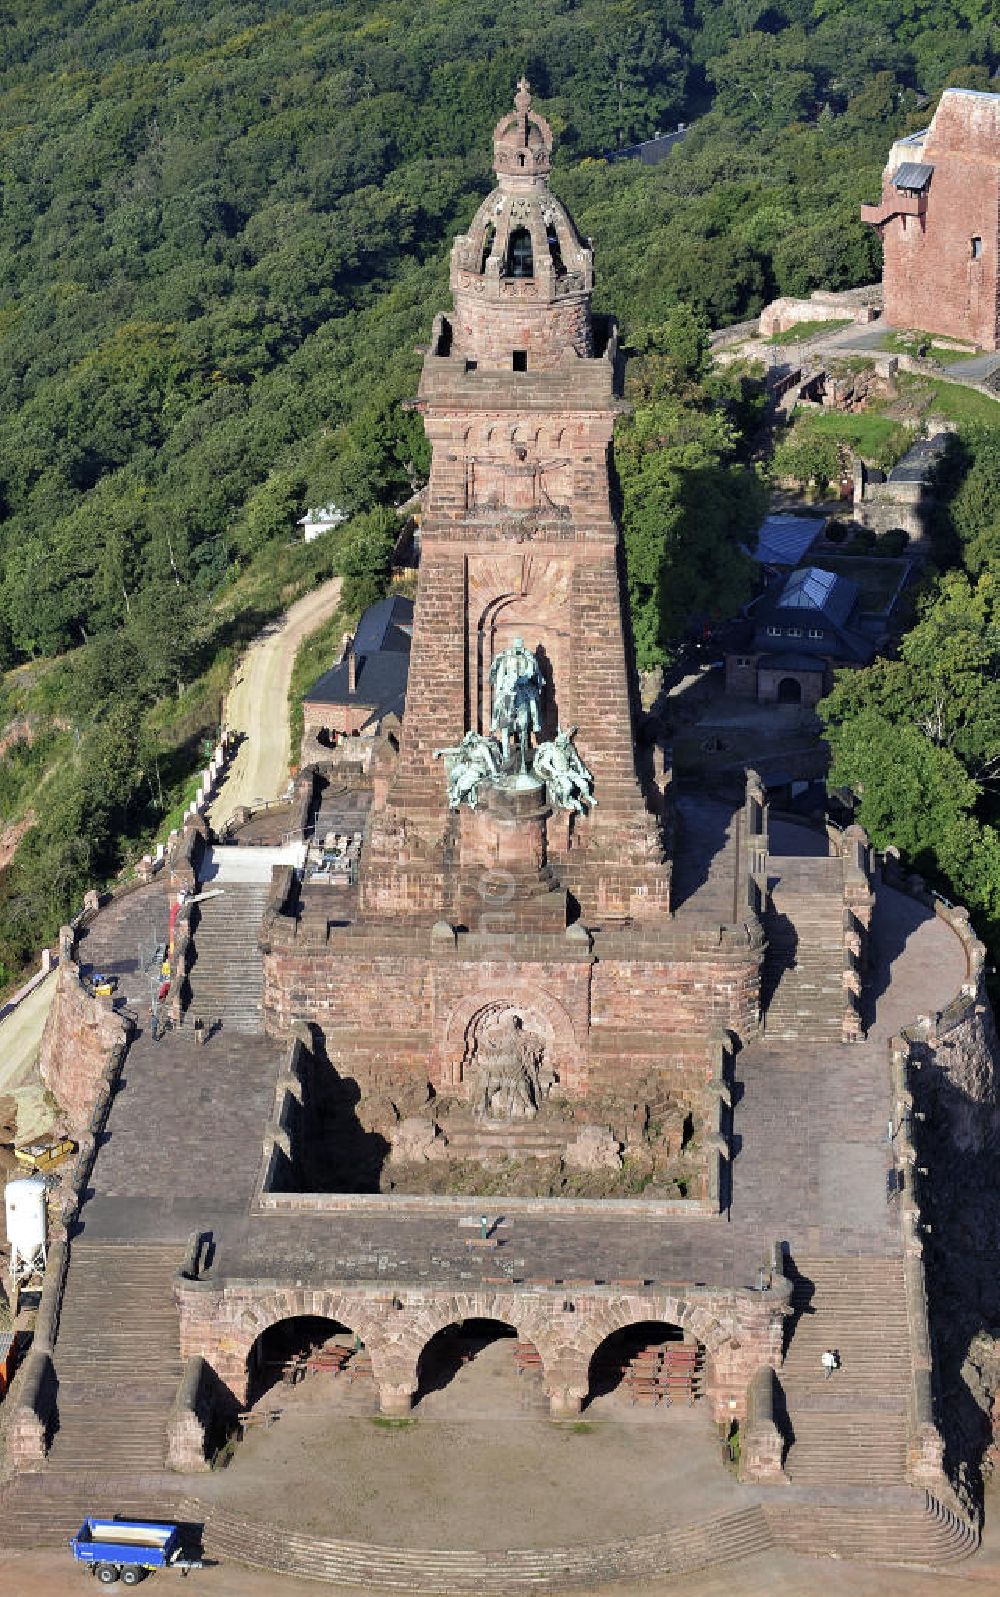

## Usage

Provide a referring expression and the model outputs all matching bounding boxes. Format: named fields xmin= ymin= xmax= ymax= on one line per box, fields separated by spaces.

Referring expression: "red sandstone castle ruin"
xmin=862 ymin=88 xmax=1000 ymax=351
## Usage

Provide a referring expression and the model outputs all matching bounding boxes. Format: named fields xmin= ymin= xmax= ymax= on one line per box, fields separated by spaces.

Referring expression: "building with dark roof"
xmin=301 ymin=595 xmax=413 ymax=758
xmin=749 ymin=513 xmax=825 ymax=570
xmin=725 ymin=565 xmax=877 ymax=705
xmin=853 ymin=432 xmax=948 ymax=541
xmin=603 ymin=125 xmax=688 ymax=164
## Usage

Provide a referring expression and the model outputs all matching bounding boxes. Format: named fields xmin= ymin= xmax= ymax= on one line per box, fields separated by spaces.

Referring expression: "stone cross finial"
xmin=514 ymin=77 xmax=532 ymax=115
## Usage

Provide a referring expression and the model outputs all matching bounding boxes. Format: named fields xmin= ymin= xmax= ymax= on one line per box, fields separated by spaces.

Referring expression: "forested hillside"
xmin=0 ymin=0 xmax=996 ymax=980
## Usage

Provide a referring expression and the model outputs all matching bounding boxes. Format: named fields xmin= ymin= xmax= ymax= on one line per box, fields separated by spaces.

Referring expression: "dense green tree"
xmin=336 ymin=507 xmax=398 ymax=615
xmin=821 ymin=565 xmax=1000 ymax=946
xmin=618 ymin=312 xmax=766 ymax=665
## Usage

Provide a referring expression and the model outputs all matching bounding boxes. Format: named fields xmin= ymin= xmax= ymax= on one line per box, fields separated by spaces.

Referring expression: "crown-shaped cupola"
xmin=446 ymin=79 xmax=595 ymax=371
xmin=493 ymin=76 xmax=553 ymax=185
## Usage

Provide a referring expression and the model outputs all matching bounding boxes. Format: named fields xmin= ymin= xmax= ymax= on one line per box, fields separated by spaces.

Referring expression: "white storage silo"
xmin=5 ymin=1176 xmax=47 ymax=1285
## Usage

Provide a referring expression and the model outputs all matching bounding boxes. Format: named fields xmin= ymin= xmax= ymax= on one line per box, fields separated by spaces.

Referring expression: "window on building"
xmin=766 ymin=625 xmax=782 ymax=637
xmin=546 ymin=221 xmax=565 ymax=276
xmin=787 ymin=626 xmax=803 ymax=638
xmin=513 ymin=350 xmax=528 ymax=372
xmin=735 ymin=656 xmax=752 ymax=668
xmin=808 ymin=627 xmax=825 ymax=639
xmin=972 ymin=236 xmax=983 ymax=259
xmin=480 ymin=222 xmax=496 ymax=273
xmin=507 ymin=227 xmax=534 ymax=278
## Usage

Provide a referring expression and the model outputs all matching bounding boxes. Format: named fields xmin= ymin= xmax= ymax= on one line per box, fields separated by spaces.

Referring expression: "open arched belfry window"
xmin=507 ymin=227 xmax=533 ymax=278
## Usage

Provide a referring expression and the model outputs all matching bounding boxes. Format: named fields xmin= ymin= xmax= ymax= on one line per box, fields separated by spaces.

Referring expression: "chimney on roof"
xmin=342 ymin=632 xmax=357 ymax=694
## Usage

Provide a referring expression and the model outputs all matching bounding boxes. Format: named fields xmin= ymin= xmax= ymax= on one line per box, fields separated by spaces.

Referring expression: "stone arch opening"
xmin=777 ymin=676 xmax=803 ymax=705
xmin=508 ymin=227 xmax=533 ymax=278
xmin=246 ymin=1314 xmax=367 ymax=1404
xmin=457 ymin=1002 xmax=555 ymax=1114
xmin=415 ymin=1317 xmax=523 ymax=1406
xmin=435 ymin=982 xmax=584 ymax=1095
xmin=586 ymin=1320 xmax=703 ymax=1409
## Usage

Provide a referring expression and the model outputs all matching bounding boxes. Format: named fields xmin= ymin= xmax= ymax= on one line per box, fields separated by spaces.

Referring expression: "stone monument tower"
xmin=361 ymin=80 xmax=671 ymax=929
xmin=263 ymin=85 xmax=761 ymax=1114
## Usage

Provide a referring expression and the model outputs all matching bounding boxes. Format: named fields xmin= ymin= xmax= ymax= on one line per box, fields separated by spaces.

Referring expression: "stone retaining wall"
xmin=38 ymin=925 xmax=133 ymax=1130
xmin=739 ymin=1362 xmax=788 ymax=1484
xmin=883 ymin=856 xmax=991 ymax=1523
xmin=173 ymin=1273 xmax=791 ymax=1426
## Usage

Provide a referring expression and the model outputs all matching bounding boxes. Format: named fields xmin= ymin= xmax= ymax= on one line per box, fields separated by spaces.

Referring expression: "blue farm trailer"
xmin=69 ymin=1518 xmax=202 ymax=1584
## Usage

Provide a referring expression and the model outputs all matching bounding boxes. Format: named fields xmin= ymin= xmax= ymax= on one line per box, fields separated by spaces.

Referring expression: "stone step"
xmin=199 ymin=1502 xmax=776 ymax=1591
xmin=185 ymin=882 xmax=269 ymax=1034
xmin=768 ymin=1495 xmax=978 ymax=1564
xmin=45 ymin=1242 xmax=184 ymax=1477
xmin=785 ymin=1412 xmax=907 ymax=1485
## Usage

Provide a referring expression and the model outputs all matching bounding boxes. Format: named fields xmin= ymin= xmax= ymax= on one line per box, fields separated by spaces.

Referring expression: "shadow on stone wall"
xmin=912 ymin=1008 xmax=1000 ymax=1508
xmin=301 ymin=1032 xmax=391 ymax=1193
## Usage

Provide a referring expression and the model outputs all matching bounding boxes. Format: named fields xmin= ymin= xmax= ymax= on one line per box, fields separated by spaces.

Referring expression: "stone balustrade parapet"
xmin=250 ymin=1186 xmax=721 ymax=1221
xmin=882 ymin=858 xmax=989 ymax=1519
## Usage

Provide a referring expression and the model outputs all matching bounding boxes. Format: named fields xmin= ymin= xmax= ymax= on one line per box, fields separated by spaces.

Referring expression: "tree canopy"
xmin=0 ymin=0 xmax=996 ymax=978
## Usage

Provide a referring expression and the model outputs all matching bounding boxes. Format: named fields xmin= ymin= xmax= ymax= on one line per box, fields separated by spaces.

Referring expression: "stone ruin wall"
xmin=173 ymin=1274 xmax=790 ymax=1425
xmin=260 ymin=917 xmax=762 ymax=1126
xmin=879 ymin=92 xmax=1000 ymax=352
xmin=884 ymin=862 xmax=998 ymax=1511
xmin=39 ymin=923 xmax=131 ymax=1132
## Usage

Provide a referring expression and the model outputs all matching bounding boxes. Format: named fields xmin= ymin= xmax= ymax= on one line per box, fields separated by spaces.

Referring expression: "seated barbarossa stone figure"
xmin=433 ymin=730 xmax=502 ymax=810
xmin=531 ymin=726 xmax=596 ymax=813
xmin=471 ymin=1010 xmax=552 ymax=1121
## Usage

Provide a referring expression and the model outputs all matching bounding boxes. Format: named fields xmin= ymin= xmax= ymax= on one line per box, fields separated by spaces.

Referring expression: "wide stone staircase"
xmin=42 ymin=1241 xmax=184 ymax=1476
xmin=780 ymin=1255 xmax=910 ymax=1487
xmin=763 ymin=855 xmax=846 ymax=1040
xmin=0 ymin=1476 xmax=191 ymax=1550
xmin=770 ymin=1490 xmax=980 ymax=1564
xmin=199 ymin=1501 xmax=775 ymax=1591
xmin=186 ymin=882 xmax=269 ymax=1033
xmin=763 ymin=1254 xmax=980 ymax=1563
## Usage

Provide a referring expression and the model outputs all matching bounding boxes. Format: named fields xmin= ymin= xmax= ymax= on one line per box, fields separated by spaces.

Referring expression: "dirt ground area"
xmin=0 ymin=975 xmax=57 ymax=1148
xmin=6 ymin=1352 xmax=1000 ymax=1594
xmin=196 ymin=1341 xmax=744 ymax=1548
xmin=667 ymin=674 xmax=825 ymax=784
xmin=208 ymin=575 xmax=342 ymax=834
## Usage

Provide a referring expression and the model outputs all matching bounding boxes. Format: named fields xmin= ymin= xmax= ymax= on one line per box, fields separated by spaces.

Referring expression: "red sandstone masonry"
xmin=39 ymin=927 xmax=131 ymax=1131
xmin=866 ymin=90 xmax=1000 ymax=351
xmin=174 ymin=1274 xmax=790 ymax=1421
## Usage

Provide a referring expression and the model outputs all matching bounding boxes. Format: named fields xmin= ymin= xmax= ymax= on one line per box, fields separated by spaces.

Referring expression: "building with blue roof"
xmin=750 ymin=514 xmax=825 ymax=569
xmin=726 ymin=564 xmax=877 ymax=705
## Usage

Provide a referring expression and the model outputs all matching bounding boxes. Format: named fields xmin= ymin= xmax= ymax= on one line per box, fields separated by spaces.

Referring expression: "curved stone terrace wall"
xmin=881 ymin=853 xmax=991 ymax=1528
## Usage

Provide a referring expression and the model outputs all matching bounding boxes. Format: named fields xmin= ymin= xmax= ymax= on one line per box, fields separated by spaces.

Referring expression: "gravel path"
xmin=208 ymin=575 xmax=342 ymax=834
xmin=0 ymin=972 xmax=57 ymax=1142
